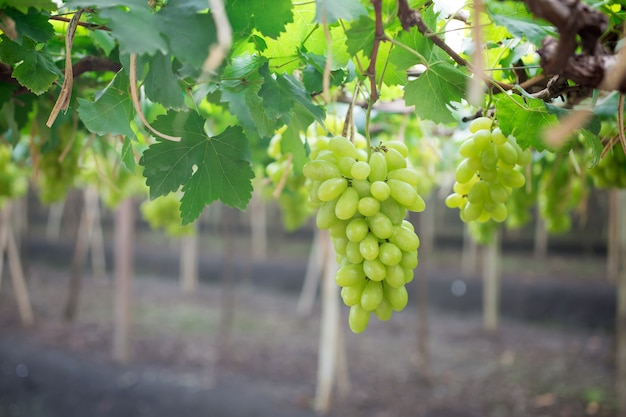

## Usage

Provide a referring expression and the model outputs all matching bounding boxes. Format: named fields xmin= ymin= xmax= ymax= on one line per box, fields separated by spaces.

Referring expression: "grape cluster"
xmin=37 ymin=132 xmax=82 ymax=205
xmin=140 ymin=193 xmax=195 ymax=237
xmin=445 ymin=117 xmax=531 ymax=223
xmin=589 ymin=144 xmax=626 ymax=189
xmin=0 ymin=145 xmax=28 ymax=206
xmin=303 ymin=136 xmax=424 ymax=333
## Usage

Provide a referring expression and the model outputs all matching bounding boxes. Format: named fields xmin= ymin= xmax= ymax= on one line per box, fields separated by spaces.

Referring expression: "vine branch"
xmin=368 ymin=0 xmax=385 ymax=103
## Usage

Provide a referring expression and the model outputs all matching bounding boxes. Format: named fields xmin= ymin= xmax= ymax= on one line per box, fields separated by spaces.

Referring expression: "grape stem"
xmin=367 ymin=0 xmax=384 ymax=104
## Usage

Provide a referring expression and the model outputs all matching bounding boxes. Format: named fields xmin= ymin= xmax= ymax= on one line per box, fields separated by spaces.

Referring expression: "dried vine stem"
xmin=46 ymin=9 xmax=83 ymax=128
xmin=129 ymin=53 xmax=181 ymax=142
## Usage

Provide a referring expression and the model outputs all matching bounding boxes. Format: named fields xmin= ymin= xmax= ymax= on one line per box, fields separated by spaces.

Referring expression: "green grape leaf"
xmin=0 ymin=0 xmax=56 ymax=12
xmin=144 ymin=53 xmax=185 ymax=110
xmin=77 ymin=71 xmax=136 ymax=139
xmin=140 ymin=111 xmax=254 ymax=224
xmin=0 ymin=36 xmax=61 ymax=95
xmin=314 ymin=0 xmax=367 ymax=24
xmin=89 ymin=30 xmax=116 ymax=56
xmin=403 ymin=62 xmax=468 ymax=124
xmin=99 ymin=5 xmax=168 ymax=56
xmin=580 ymin=128 xmax=603 ymax=168
xmin=220 ymin=54 xmax=274 ymax=139
xmin=486 ymin=0 xmax=555 ymax=46
xmin=4 ymin=7 xmax=54 ymax=44
xmin=225 ymin=0 xmax=293 ymax=39
xmin=62 ymin=0 xmax=145 ymax=8
xmin=157 ymin=2 xmax=217 ymax=70
xmin=495 ymin=93 xmax=558 ymax=151
xmin=346 ymin=15 xmax=375 ymax=58
xmin=121 ymin=136 xmax=136 ymax=172
xmin=258 ymin=63 xmax=294 ymax=125
xmin=281 ymin=104 xmax=316 ymax=175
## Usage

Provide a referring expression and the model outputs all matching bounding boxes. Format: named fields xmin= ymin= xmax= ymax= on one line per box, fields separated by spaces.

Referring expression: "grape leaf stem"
xmin=367 ymin=0 xmax=385 ymax=104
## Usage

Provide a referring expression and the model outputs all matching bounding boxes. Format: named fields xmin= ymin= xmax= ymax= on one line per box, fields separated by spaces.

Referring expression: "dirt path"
xmin=0 ymin=262 xmax=617 ymax=417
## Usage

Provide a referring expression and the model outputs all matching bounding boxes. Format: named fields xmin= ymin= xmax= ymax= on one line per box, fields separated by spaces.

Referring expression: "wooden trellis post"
xmin=0 ymin=202 xmax=34 ymax=326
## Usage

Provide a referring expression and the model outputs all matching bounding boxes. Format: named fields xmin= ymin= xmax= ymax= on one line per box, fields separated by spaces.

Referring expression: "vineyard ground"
xmin=0 ymin=224 xmax=619 ymax=417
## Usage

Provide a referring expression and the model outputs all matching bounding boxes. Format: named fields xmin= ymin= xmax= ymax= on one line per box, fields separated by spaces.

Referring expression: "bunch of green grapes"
xmin=589 ymin=144 xmax=626 ymax=189
xmin=0 ymin=144 xmax=29 ymax=207
xmin=36 ymin=130 xmax=82 ymax=204
xmin=445 ymin=117 xmax=531 ymax=223
xmin=304 ymin=136 xmax=425 ymax=333
xmin=140 ymin=193 xmax=195 ymax=238
xmin=537 ymin=153 xmax=587 ymax=234
xmin=80 ymin=149 xmax=147 ymax=209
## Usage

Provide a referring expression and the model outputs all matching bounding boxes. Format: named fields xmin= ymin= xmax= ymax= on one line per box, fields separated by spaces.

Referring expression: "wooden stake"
xmin=482 ymin=230 xmax=500 ymax=333
xmin=180 ymin=225 xmax=198 ymax=293
xmin=297 ymin=228 xmax=323 ymax=317
xmin=0 ymin=202 xmax=34 ymax=326
xmin=112 ymin=198 xmax=134 ymax=364
xmin=615 ymin=189 xmax=626 ymax=417
xmin=314 ymin=231 xmax=339 ymax=414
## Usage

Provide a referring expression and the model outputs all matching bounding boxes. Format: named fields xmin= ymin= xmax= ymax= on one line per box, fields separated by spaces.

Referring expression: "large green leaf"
xmin=495 ymin=93 xmax=558 ymax=151
xmin=144 ymin=53 xmax=185 ymax=110
xmin=226 ymin=0 xmax=293 ymax=39
xmin=0 ymin=0 xmax=56 ymax=12
xmin=140 ymin=111 xmax=254 ymax=224
xmin=314 ymin=0 xmax=367 ymax=24
xmin=77 ymin=71 xmax=135 ymax=138
xmin=345 ymin=15 xmax=375 ymax=59
xmin=0 ymin=36 xmax=61 ymax=95
xmin=486 ymin=0 xmax=555 ymax=46
xmin=99 ymin=5 xmax=168 ymax=56
xmin=4 ymin=7 xmax=54 ymax=44
xmin=403 ymin=61 xmax=468 ymax=124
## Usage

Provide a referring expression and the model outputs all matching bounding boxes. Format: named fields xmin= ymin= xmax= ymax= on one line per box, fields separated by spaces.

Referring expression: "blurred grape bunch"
xmin=140 ymin=193 xmax=195 ymax=238
xmin=0 ymin=144 xmax=29 ymax=207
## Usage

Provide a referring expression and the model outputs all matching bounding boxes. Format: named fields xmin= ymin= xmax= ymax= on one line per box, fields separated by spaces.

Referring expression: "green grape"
xmin=341 ymin=278 xmax=367 ymax=306
xmin=497 ymin=141 xmax=518 ymax=166
xmin=389 ymin=225 xmax=420 ymax=252
xmin=338 ymin=156 xmax=356 ymax=177
xmin=384 ymin=283 xmax=409 ymax=311
xmin=379 ymin=199 xmax=406 ymax=225
xmin=333 ymin=237 xmax=348 ymax=256
xmin=404 ymin=268 xmax=414 ymax=284
xmin=328 ymin=219 xmax=348 ymax=238
xmin=363 ymin=258 xmax=387 ymax=281
xmin=387 ymin=168 xmax=419 ymax=187
xmin=302 ymin=160 xmax=341 ymax=181
xmin=384 ymin=147 xmax=407 ymax=170
xmin=351 ymin=179 xmax=372 ymax=197
xmin=367 ymin=212 xmax=393 ymax=240
xmin=400 ymin=249 xmax=418 ymax=270
xmin=378 ymin=242 xmax=402 ymax=266
xmin=318 ymin=177 xmax=348 ymax=202
xmin=368 ymin=151 xmax=388 ymax=182
xmin=329 ymin=135 xmax=359 ymax=160
xmin=462 ymin=201 xmax=483 ymax=222
xmin=488 ymin=182 xmax=510 ymax=204
xmin=335 ymin=263 xmax=366 ymax=287
xmin=401 ymin=219 xmax=414 ymax=231
xmin=361 ymin=280 xmax=384 ymax=311
xmin=498 ymin=168 xmax=525 ymax=189
xmin=388 ymin=179 xmax=418 ymax=208
xmin=459 ymin=138 xmax=480 ymax=158
xmin=315 ymin=200 xmax=338 ymax=229
xmin=335 ymin=186 xmax=359 ymax=220
xmin=357 ymin=196 xmax=380 ymax=217
xmin=349 ymin=304 xmax=370 ymax=333
xmin=455 ymin=159 xmax=475 ymax=183
xmin=351 ymin=161 xmax=371 ymax=180
xmin=346 ymin=241 xmax=364 ymax=263
xmin=472 ymin=129 xmax=492 ymax=148
xmin=346 ymin=217 xmax=369 ymax=242
xmin=491 ymin=128 xmax=507 ymax=145
xmin=469 ymin=116 xmax=493 ymax=133
xmin=445 ymin=193 xmax=465 ymax=208
xmin=467 ymin=180 xmax=488 ymax=204
xmin=385 ymin=264 xmax=406 ymax=288
xmin=359 ymin=233 xmax=380 ymax=260
xmin=370 ymin=180 xmax=391 ymax=201
xmin=491 ymin=203 xmax=508 ymax=222
xmin=480 ymin=142 xmax=498 ymax=170
xmin=374 ymin=298 xmax=393 ymax=321
xmin=384 ymin=140 xmax=409 ymax=158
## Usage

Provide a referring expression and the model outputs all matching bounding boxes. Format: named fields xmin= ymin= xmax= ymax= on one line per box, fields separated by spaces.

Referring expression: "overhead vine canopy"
xmin=0 ymin=0 xmax=625 ymax=225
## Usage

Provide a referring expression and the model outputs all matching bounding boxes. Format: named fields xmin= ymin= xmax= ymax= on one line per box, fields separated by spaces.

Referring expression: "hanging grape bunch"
xmin=589 ymin=143 xmax=626 ymax=189
xmin=445 ymin=117 xmax=531 ymax=223
xmin=303 ymin=136 xmax=425 ymax=333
